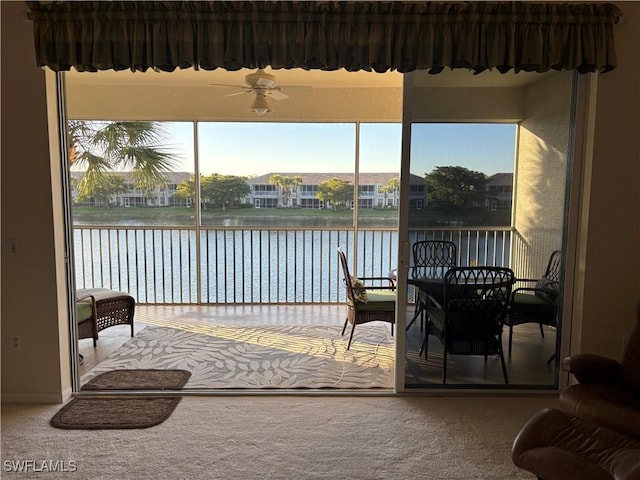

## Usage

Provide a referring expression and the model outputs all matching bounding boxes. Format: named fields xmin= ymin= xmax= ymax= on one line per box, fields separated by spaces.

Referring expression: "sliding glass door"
xmin=399 ymin=69 xmax=576 ymax=390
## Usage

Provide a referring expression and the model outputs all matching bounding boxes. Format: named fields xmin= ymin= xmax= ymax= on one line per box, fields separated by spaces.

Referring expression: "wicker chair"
xmin=76 ymin=288 xmax=135 ymax=347
xmin=408 ymin=240 xmax=457 ymax=331
xmin=506 ymin=250 xmax=562 ymax=355
xmin=422 ymin=266 xmax=515 ymax=384
xmin=338 ymin=248 xmax=396 ymax=350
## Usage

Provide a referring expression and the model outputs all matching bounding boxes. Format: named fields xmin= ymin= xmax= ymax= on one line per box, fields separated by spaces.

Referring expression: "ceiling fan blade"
xmin=268 ymin=89 xmax=289 ymax=100
xmin=208 ymin=83 xmax=246 ymax=88
xmin=256 ymin=77 xmax=277 ymax=88
xmin=224 ymin=91 xmax=250 ymax=97
xmin=278 ymin=85 xmax=314 ymax=94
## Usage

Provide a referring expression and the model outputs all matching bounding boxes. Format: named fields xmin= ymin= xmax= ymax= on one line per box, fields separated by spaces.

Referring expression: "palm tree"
xmin=279 ymin=176 xmax=296 ymax=207
xmin=268 ymin=174 xmax=284 ymax=206
xmin=68 ymin=120 xmax=178 ymax=204
xmin=379 ymin=177 xmax=400 ymax=207
xmin=269 ymin=174 xmax=292 ymax=207
xmin=290 ymin=175 xmax=303 ymax=206
xmin=268 ymin=174 xmax=304 ymax=207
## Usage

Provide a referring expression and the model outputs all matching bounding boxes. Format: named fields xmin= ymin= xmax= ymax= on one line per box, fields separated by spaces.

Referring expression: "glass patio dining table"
xmin=388 ymin=269 xmax=447 ymax=330
xmin=389 ymin=267 xmax=519 ymax=333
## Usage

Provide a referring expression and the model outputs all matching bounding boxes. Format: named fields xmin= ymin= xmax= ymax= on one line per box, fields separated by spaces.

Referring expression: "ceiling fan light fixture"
xmin=249 ymin=94 xmax=272 ymax=116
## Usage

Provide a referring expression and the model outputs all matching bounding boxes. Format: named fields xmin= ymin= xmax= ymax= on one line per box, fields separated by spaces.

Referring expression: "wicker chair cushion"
xmin=77 ymin=288 xmax=131 ymax=302
xmin=76 ymin=301 xmax=93 ymax=323
xmin=353 ymin=290 xmax=395 ymax=311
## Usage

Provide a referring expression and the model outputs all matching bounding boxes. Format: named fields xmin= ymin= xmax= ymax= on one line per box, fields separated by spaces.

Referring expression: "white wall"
xmin=575 ymin=2 xmax=640 ymax=358
xmin=1 ymin=1 xmax=71 ymax=402
xmin=513 ymin=72 xmax=574 ymax=278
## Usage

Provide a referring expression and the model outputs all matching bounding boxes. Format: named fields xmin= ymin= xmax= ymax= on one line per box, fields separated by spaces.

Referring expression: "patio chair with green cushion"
xmin=76 ymin=288 xmax=136 ymax=347
xmin=76 ymin=292 xmax=98 ymax=347
xmin=338 ymin=248 xmax=396 ymax=350
xmin=505 ymin=250 xmax=562 ymax=356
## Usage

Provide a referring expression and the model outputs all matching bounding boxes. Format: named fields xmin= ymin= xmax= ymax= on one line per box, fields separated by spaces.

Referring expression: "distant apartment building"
xmin=70 ymin=171 xmax=192 ymax=207
xmin=485 ymin=173 xmax=513 ymax=211
xmin=245 ymin=172 xmax=427 ymax=209
xmin=70 ymin=170 xmax=511 ymax=211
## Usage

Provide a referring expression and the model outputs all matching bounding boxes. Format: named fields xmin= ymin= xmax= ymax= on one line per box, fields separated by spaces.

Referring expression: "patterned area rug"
xmin=82 ymin=324 xmax=395 ymax=389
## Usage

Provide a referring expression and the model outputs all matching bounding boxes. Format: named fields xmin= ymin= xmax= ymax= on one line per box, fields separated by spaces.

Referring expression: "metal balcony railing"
xmin=73 ymin=226 xmax=515 ymax=305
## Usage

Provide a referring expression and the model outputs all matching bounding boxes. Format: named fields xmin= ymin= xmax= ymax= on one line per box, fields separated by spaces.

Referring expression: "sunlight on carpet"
xmin=82 ymin=323 xmax=395 ymax=389
xmin=142 ymin=317 xmax=394 ymax=369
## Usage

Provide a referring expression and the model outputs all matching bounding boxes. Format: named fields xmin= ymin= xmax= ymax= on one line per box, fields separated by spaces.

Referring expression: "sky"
xmin=163 ymin=122 xmax=516 ymax=178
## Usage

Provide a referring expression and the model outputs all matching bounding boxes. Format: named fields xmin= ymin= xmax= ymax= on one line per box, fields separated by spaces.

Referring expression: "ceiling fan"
xmin=210 ymin=69 xmax=307 ymax=116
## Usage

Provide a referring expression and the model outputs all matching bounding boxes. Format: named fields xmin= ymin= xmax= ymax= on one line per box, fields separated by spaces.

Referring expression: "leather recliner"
xmin=559 ymin=301 xmax=640 ymax=440
xmin=512 ymin=301 xmax=640 ymax=479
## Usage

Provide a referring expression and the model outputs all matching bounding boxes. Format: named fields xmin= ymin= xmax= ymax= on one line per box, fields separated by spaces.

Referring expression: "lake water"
xmin=74 ymin=227 xmax=510 ymax=304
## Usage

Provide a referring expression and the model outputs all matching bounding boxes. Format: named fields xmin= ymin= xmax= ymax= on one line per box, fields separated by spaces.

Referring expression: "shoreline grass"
xmin=71 ymin=205 xmax=510 ymax=227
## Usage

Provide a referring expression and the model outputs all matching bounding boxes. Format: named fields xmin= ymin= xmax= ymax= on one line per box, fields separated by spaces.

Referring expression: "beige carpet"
xmin=1 ymin=395 xmax=557 ymax=479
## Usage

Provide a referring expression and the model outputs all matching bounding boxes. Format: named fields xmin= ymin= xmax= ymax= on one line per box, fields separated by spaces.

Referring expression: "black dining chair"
xmin=408 ymin=240 xmax=457 ymax=331
xmin=422 ymin=266 xmax=515 ymax=384
xmin=505 ymin=250 xmax=562 ymax=356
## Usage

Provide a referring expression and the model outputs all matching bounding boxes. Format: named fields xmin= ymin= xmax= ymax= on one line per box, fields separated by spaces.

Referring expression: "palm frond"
xmin=73 ymin=150 xmax=111 ymax=171
xmin=76 ymin=165 xmax=110 ymax=200
xmin=67 ymin=120 xmax=179 ymax=197
xmin=119 ymin=146 xmax=178 ymax=172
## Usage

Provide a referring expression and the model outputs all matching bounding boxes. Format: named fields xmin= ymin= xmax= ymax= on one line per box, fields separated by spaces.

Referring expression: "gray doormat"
xmin=50 ymin=396 xmax=181 ymax=429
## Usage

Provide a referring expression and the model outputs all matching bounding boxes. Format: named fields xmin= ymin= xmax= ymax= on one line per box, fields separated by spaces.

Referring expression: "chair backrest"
xmin=535 ymin=250 xmax=562 ymax=304
xmin=412 ymin=240 xmax=457 ymax=279
xmin=545 ymin=250 xmax=562 ymax=282
xmin=443 ymin=267 xmax=515 ymax=341
xmin=337 ymin=248 xmax=356 ymax=304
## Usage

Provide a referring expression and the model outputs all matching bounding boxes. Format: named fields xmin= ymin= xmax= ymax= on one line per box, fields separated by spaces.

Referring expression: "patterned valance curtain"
xmin=27 ymin=1 xmax=622 ymax=74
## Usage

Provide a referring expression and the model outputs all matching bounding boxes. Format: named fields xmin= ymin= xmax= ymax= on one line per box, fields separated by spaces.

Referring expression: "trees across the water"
xmin=424 ymin=166 xmax=487 ymax=208
xmin=316 ymin=178 xmax=354 ymax=210
xmin=174 ymin=173 xmax=250 ymax=209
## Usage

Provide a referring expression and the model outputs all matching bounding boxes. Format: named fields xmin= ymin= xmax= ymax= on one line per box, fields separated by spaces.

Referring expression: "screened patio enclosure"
xmin=65 ymin=65 xmax=576 ymax=391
